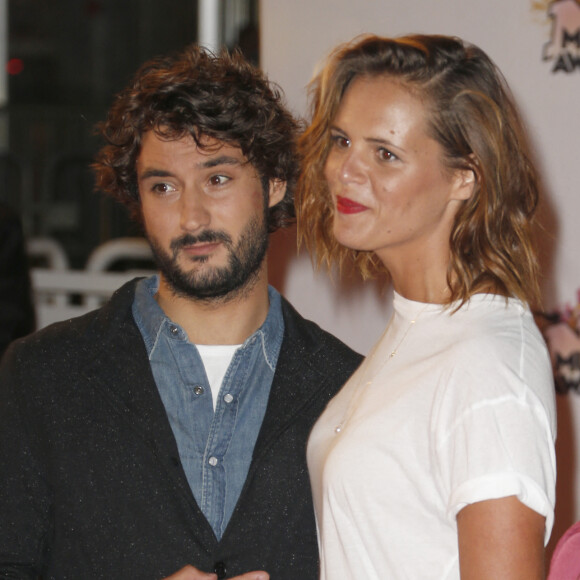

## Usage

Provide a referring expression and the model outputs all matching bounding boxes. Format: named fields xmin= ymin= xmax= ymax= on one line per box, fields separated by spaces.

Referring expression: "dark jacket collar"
xmin=80 ymin=278 xmax=361 ymax=547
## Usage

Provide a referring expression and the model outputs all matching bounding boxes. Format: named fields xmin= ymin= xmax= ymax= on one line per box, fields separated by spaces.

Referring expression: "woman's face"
xmin=324 ymin=75 xmax=472 ymax=267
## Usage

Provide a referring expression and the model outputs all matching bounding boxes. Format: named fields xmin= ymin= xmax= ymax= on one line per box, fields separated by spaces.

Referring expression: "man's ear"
xmin=268 ymin=179 xmax=287 ymax=208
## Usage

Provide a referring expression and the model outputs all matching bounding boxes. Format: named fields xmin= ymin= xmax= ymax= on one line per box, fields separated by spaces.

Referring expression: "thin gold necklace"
xmin=334 ymin=303 xmax=430 ymax=434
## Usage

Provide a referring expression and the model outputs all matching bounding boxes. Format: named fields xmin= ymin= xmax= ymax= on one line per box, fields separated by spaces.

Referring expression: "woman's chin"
xmin=333 ymin=226 xmax=370 ymax=253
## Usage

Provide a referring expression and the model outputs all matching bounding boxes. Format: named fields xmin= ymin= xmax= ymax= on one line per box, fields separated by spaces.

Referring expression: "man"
xmin=0 ymin=47 xmax=361 ymax=580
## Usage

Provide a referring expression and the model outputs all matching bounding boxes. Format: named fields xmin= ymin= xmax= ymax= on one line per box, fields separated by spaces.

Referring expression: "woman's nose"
xmin=335 ymin=149 xmax=366 ymax=184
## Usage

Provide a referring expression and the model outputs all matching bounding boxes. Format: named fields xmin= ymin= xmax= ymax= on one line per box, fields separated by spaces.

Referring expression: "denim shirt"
xmin=132 ymin=276 xmax=284 ymax=539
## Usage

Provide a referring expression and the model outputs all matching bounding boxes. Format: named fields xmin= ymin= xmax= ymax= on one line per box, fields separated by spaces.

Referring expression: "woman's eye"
xmin=330 ymin=134 xmax=350 ymax=149
xmin=208 ymin=175 xmax=230 ymax=186
xmin=378 ymin=148 xmax=397 ymax=162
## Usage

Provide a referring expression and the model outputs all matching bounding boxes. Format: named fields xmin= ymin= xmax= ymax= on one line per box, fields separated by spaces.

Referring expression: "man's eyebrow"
xmin=198 ymin=154 xmax=244 ymax=169
xmin=138 ymin=169 xmax=173 ymax=181
xmin=138 ymin=155 xmax=244 ymax=181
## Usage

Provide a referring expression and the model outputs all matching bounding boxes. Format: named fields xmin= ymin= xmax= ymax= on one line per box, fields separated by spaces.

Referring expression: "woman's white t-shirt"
xmin=307 ymin=292 xmax=556 ymax=580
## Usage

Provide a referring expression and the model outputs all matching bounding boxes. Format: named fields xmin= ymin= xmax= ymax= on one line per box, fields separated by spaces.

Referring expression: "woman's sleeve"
xmin=431 ymin=330 xmax=557 ymax=544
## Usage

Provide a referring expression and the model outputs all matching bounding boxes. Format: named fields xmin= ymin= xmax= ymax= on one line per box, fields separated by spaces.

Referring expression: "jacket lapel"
xmin=80 ymin=280 xmax=216 ymax=541
xmin=251 ymin=298 xmax=337 ymax=461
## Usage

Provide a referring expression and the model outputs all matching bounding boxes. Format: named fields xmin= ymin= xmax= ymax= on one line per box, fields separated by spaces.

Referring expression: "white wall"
xmin=261 ymin=0 xmax=580 ymax=557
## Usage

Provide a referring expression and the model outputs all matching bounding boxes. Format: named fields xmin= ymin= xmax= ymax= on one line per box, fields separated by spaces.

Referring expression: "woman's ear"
xmin=268 ymin=179 xmax=287 ymax=207
xmin=451 ymin=167 xmax=476 ymax=202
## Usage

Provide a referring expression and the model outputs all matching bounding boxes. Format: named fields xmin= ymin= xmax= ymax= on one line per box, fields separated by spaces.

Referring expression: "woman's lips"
xmin=336 ymin=195 xmax=368 ymax=214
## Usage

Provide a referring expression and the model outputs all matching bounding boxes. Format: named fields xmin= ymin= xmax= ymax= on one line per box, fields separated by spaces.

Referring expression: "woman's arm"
xmin=457 ymin=495 xmax=546 ymax=579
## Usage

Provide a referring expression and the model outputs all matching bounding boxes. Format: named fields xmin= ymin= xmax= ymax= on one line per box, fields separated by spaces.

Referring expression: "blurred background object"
xmin=0 ymin=0 xmax=259 ymax=268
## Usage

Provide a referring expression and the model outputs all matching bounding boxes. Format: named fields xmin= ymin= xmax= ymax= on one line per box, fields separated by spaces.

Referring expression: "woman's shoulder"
xmin=448 ymin=293 xmax=539 ymax=348
xmin=437 ymin=295 xmax=554 ymax=413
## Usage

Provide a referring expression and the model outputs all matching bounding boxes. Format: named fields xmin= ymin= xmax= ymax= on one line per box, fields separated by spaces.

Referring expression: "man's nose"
xmin=180 ymin=190 xmax=211 ymax=232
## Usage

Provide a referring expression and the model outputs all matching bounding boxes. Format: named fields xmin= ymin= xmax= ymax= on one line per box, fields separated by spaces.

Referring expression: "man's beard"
xmin=147 ymin=216 xmax=269 ymax=302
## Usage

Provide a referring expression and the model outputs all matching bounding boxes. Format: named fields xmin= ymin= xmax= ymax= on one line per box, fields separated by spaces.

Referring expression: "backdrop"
xmin=260 ymin=0 xmax=580 ymax=556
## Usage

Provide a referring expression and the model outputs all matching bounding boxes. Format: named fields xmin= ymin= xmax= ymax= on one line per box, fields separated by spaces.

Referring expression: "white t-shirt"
xmin=307 ymin=292 xmax=556 ymax=580
xmin=196 ymin=344 xmax=240 ymax=411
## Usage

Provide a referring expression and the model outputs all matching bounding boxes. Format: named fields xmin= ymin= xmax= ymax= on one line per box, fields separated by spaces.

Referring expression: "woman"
xmin=297 ymin=34 xmax=556 ymax=579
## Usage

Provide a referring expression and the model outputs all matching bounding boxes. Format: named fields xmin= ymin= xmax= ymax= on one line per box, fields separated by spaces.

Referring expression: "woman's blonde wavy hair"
xmin=296 ymin=34 xmax=541 ymax=307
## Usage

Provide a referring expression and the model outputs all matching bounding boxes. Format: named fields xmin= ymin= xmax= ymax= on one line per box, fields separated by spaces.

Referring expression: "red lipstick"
xmin=336 ymin=195 xmax=368 ymax=214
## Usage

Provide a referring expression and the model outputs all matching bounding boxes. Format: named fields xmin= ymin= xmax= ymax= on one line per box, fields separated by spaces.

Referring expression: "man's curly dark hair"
xmin=93 ymin=45 xmax=299 ymax=232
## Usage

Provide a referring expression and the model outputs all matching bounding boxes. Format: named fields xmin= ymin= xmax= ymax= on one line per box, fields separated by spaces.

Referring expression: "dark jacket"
xmin=0 ymin=279 xmax=361 ymax=580
xmin=0 ymin=203 xmax=35 ymax=357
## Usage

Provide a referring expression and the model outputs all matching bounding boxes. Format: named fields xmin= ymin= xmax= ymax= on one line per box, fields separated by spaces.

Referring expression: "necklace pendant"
xmin=333 ymin=309 xmax=427 ymax=439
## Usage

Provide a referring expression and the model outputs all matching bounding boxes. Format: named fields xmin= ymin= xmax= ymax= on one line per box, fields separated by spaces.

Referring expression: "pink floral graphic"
xmin=540 ymin=289 xmax=580 ymax=394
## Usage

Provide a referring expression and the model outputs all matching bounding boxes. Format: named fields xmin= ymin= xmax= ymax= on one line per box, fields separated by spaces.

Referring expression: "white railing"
xmin=27 ymin=237 xmax=155 ymax=329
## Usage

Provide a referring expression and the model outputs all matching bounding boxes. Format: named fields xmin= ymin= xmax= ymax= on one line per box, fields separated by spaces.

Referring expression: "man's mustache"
xmin=170 ymin=230 xmax=233 ymax=253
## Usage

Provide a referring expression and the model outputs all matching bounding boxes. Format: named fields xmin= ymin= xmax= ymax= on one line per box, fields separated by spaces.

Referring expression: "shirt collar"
xmin=132 ymin=274 xmax=284 ymax=368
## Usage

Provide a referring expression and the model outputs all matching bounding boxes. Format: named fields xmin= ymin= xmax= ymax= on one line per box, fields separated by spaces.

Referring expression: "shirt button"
xmin=214 ymin=561 xmax=227 ymax=579
xmin=170 ymin=325 xmax=179 ymax=335
xmin=208 ymin=456 xmax=218 ymax=466
xmin=193 ymin=385 xmax=205 ymax=396
xmin=223 ymin=393 xmax=233 ymax=404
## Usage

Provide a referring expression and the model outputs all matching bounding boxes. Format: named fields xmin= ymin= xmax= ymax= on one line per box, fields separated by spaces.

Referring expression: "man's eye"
xmin=209 ymin=175 xmax=230 ymax=186
xmin=152 ymin=183 xmax=176 ymax=194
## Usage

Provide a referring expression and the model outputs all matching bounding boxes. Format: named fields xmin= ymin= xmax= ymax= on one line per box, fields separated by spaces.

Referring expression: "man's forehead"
xmin=141 ymin=130 xmax=247 ymax=162
xmin=196 ymin=137 xmax=248 ymax=163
